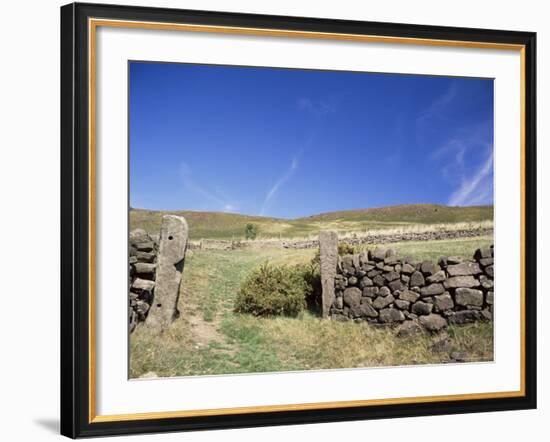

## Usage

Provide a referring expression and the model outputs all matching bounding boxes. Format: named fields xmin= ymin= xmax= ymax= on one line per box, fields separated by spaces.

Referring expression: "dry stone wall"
xmin=320 ymin=231 xmax=494 ymax=333
xmin=129 ymin=228 xmax=159 ymax=333
xmin=187 ymin=227 xmax=492 ymax=251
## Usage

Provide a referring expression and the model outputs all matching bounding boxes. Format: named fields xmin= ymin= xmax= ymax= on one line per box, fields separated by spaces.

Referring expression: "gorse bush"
xmin=235 ymin=262 xmax=311 ymax=317
xmin=312 ymin=243 xmax=358 ymax=261
xmin=338 ymin=243 xmax=359 ymax=255
xmin=292 ymin=257 xmax=322 ymax=311
xmin=311 ymin=248 xmax=321 ymax=265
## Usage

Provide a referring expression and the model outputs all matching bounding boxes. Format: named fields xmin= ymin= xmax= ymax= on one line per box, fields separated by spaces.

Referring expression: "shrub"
xmin=297 ymin=261 xmax=322 ymax=312
xmin=338 ymin=243 xmax=358 ymax=255
xmin=312 ymin=243 xmax=358 ymax=262
xmin=235 ymin=262 xmax=310 ymax=316
xmin=311 ymin=248 xmax=320 ymax=265
xmin=245 ymin=223 xmax=258 ymax=240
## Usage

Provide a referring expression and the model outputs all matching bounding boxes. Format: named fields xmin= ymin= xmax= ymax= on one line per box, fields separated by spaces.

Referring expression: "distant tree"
xmin=245 ymin=223 xmax=258 ymax=240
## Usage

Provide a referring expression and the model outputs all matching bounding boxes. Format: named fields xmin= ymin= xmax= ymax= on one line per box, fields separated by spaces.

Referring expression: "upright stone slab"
xmin=145 ymin=215 xmax=188 ymax=333
xmin=320 ymin=230 xmax=338 ymax=318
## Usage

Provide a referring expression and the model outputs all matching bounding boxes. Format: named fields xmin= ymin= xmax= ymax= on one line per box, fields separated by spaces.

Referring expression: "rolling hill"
xmin=130 ymin=204 xmax=493 ymax=240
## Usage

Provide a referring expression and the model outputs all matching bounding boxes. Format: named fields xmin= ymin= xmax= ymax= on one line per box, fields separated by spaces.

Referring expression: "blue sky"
xmin=130 ymin=62 xmax=494 ymax=219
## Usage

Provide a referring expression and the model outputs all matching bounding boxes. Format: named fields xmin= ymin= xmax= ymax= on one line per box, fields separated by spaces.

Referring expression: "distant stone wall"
xmin=187 ymin=227 xmax=492 ymax=251
xmin=189 ymin=239 xmax=234 ymax=250
xmin=333 ymin=227 xmax=493 ymax=247
xmin=320 ymin=231 xmax=494 ymax=333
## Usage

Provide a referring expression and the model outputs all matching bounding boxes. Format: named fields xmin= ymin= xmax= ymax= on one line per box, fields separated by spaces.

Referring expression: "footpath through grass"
xmin=130 ymin=236 xmax=494 ymax=378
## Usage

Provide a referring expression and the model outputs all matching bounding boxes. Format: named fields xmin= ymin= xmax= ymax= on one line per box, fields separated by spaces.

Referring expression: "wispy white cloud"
xmin=418 ymin=81 xmax=458 ymax=125
xmin=431 ymin=138 xmax=469 ymax=181
xmin=179 ymin=161 xmax=238 ymax=212
xmin=416 ymin=82 xmax=459 ymax=146
xmin=426 ymin=105 xmax=494 ymax=207
xmin=259 ymin=156 xmax=299 ymax=216
xmin=448 ymin=150 xmax=493 ymax=206
xmin=297 ymin=97 xmax=335 ymax=116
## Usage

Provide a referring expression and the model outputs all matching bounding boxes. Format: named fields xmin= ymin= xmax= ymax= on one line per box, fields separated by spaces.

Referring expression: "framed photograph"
xmin=60 ymin=2 xmax=537 ymax=438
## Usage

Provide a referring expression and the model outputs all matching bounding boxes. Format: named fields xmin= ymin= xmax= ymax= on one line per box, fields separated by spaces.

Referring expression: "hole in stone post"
xmin=168 ymin=236 xmax=173 ymax=240
xmin=157 ymin=303 xmax=162 ymax=308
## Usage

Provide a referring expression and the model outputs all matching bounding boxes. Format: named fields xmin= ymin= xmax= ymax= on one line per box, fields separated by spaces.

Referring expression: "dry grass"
xmin=365 ymin=235 xmax=494 ymax=262
xmin=131 ymin=310 xmax=493 ymax=377
xmin=222 ymin=314 xmax=493 ymax=371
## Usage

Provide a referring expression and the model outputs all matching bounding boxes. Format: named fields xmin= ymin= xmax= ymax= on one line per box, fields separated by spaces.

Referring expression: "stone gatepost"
xmin=319 ymin=230 xmax=338 ymax=318
xmin=145 ymin=215 xmax=188 ymax=333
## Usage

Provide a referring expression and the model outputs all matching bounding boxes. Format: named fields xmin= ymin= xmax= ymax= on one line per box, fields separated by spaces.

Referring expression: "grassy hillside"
xmin=299 ymin=204 xmax=493 ymax=224
xmin=130 ymin=204 xmax=493 ymax=240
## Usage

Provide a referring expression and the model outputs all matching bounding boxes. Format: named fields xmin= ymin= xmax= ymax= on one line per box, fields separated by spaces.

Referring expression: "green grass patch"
xmin=367 ymin=235 xmax=493 ymax=262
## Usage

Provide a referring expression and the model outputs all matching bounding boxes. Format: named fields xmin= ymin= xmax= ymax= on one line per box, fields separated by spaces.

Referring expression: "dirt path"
xmin=177 ymin=252 xmax=238 ymax=355
xmin=181 ymin=303 xmax=227 ymax=350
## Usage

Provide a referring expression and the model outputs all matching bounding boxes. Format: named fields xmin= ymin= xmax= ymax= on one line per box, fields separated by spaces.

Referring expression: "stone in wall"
xmin=419 ymin=314 xmax=448 ymax=332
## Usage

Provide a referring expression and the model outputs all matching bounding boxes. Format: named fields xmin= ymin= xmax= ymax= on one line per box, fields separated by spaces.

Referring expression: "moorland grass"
xmin=367 ymin=235 xmax=494 ymax=262
xmin=130 ymin=204 xmax=493 ymax=240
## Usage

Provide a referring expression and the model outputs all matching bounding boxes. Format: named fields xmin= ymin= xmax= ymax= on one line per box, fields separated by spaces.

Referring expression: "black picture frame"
xmin=61 ymin=2 xmax=537 ymax=438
